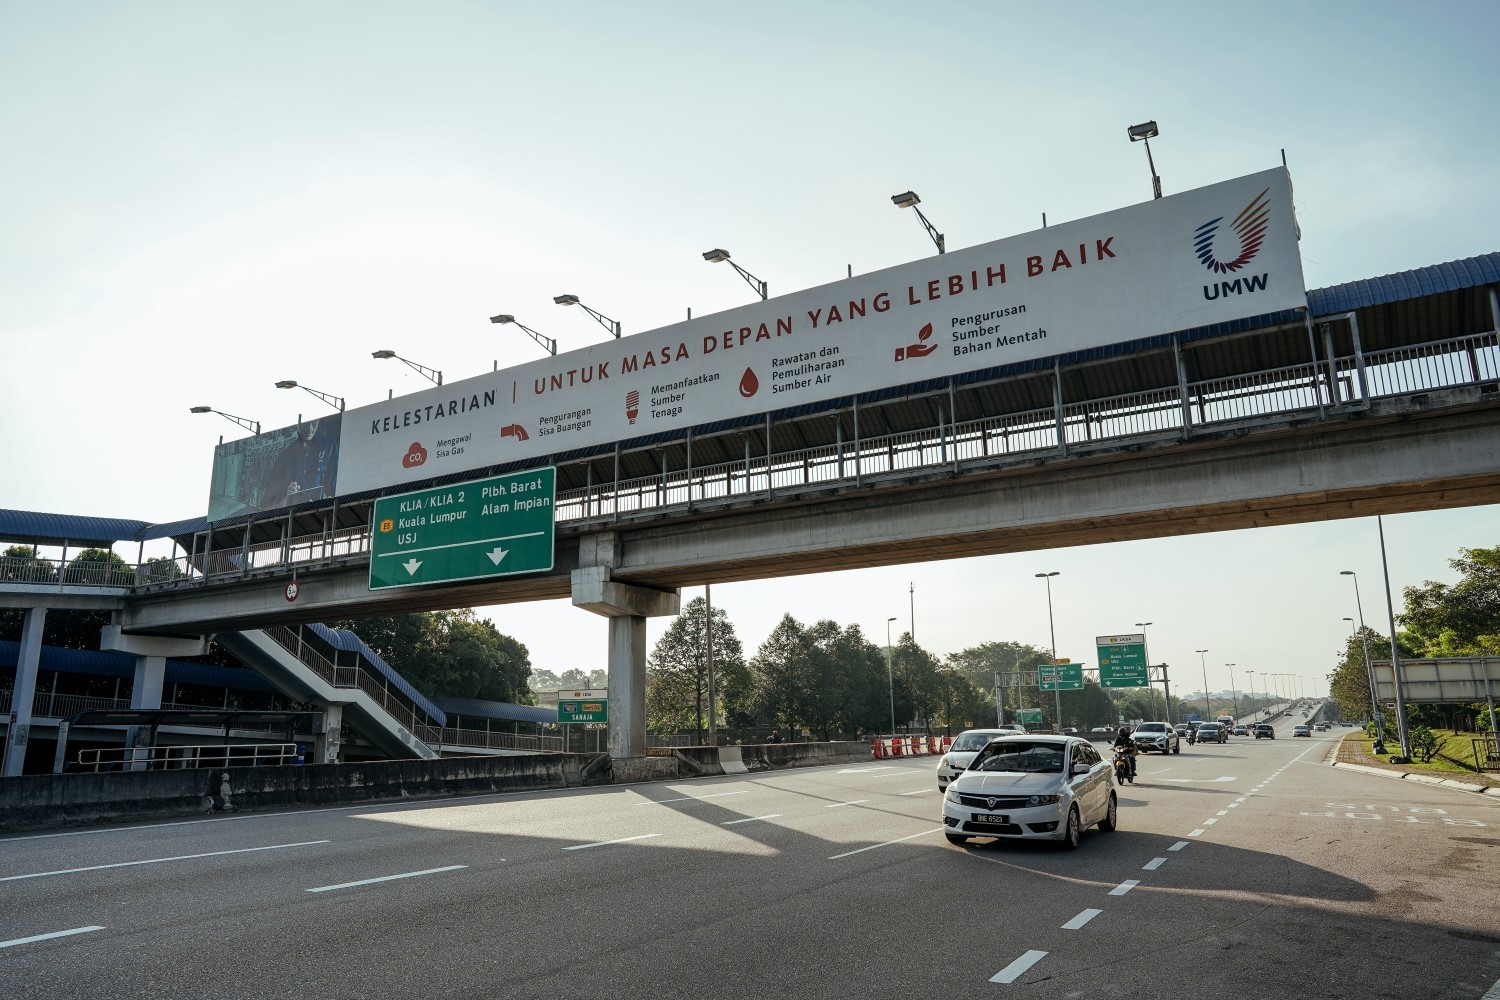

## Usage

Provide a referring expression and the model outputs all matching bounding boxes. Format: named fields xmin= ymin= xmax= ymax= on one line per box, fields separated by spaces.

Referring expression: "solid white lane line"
xmin=722 ymin=814 xmax=781 ymax=826
xmin=0 ymin=840 xmax=330 ymax=883
xmin=826 ymin=800 xmax=869 ymax=808
xmin=900 ymin=789 xmax=934 ymax=796
xmin=1143 ymin=857 xmax=1167 ymax=871
xmin=1109 ymin=880 xmax=1140 ymax=896
xmin=0 ymin=926 xmax=105 ymax=949
xmin=1188 ymin=828 xmax=1206 ymax=837
xmin=1062 ymin=908 xmax=1102 ymax=930
xmin=306 ymin=865 xmax=466 ymax=893
xmin=563 ymin=834 xmax=661 ymax=851
xmin=990 ymin=949 xmax=1048 ymax=984
xmin=1168 ymin=841 xmax=1189 ymax=851
xmin=1202 ymin=818 xmax=1218 ymax=826
xmin=828 ymin=827 xmax=942 ymax=859
xmin=642 ymin=791 xmax=749 ymax=806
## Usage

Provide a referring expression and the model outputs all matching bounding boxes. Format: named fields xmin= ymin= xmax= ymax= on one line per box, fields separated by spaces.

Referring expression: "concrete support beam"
xmin=570 ymin=566 xmax=680 ymax=618
xmin=125 ymin=654 xmax=168 ymax=771
xmin=100 ymin=626 xmax=209 ymax=659
xmin=606 ymin=616 xmax=647 ymax=760
xmin=314 ymin=705 xmax=343 ymax=764
xmin=3 ymin=608 xmax=45 ymax=777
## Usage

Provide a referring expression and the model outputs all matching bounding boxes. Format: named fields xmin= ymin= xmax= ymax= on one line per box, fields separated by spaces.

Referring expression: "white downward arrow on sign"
xmin=403 ymin=559 xmax=422 ymax=575
xmin=486 ymin=547 xmax=509 ymax=566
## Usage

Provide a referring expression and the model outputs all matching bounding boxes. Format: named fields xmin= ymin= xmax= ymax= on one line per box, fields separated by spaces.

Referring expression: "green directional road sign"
xmin=369 ymin=467 xmax=556 ymax=591
xmin=1016 ymin=708 xmax=1043 ymax=725
xmin=1037 ymin=662 xmax=1084 ymax=691
xmin=558 ymin=698 xmax=608 ymax=724
xmin=1096 ymin=633 xmax=1149 ymax=688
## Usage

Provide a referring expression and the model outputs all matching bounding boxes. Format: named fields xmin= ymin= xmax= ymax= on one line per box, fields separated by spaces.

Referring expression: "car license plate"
xmin=971 ymin=812 xmax=1009 ymax=824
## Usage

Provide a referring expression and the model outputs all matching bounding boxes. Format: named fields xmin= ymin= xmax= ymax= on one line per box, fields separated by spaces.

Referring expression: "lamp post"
xmin=1036 ymin=572 xmax=1061 ymax=732
xmin=1376 ymin=516 xmax=1415 ymax=761
xmin=1127 ymin=120 xmax=1163 ymax=200
xmin=1340 ymin=570 xmax=1382 ymax=730
xmin=891 ymin=191 xmax=946 ymax=255
xmin=189 ymin=406 xmax=259 ymax=435
xmin=274 ymin=381 xmax=344 ymax=412
xmin=886 ymin=617 xmax=898 ymax=736
xmin=1226 ymin=663 xmax=1239 ymax=720
xmin=702 ymin=249 xmax=767 ymax=301
xmin=1135 ymin=621 xmax=1158 ymax=720
xmin=1246 ymin=670 xmax=1258 ymax=718
xmin=489 ymin=314 xmax=557 ymax=356
xmin=1196 ymin=649 xmax=1210 ymax=722
xmin=554 ymin=294 xmax=621 ymax=338
xmin=371 ymin=350 xmax=442 ymax=385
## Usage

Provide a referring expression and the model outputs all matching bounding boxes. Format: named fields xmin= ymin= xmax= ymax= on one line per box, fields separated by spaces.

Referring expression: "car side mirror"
xmin=1071 ymin=763 xmax=1091 ymax=776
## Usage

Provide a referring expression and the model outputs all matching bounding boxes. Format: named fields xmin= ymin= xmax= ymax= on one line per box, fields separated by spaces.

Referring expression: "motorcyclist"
xmin=1111 ymin=726 xmax=1138 ymax=781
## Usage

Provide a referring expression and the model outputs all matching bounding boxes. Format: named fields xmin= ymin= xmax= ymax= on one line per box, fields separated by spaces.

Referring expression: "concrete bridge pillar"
xmin=315 ymin=704 xmax=343 ymax=764
xmin=571 ymin=533 xmax=680 ymax=759
xmin=101 ymin=627 xmax=209 ymax=770
xmin=3 ymin=608 xmax=46 ymax=777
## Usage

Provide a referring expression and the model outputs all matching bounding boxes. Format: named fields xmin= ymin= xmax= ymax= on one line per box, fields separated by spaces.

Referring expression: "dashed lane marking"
xmin=1109 ymin=880 xmax=1140 ymax=896
xmin=0 ymin=926 xmax=104 ymax=949
xmin=722 ymin=815 xmax=782 ymax=826
xmin=641 ymin=791 xmax=749 ymax=806
xmin=1168 ymin=841 xmax=1189 ymax=851
xmin=563 ymin=834 xmax=661 ymax=851
xmin=0 ymin=840 xmax=330 ymax=883
xmin=900 ymin=789 xmax=934 ymax=796
xmin=1143 ymin=857 xmax=1167 ymax=870
xmin=1202 ymin=818 xmax=1219 ymax=826
xmin=826 ymin=800 xmax=869 ymax=808
xmin=828 ymin=827 xmax=942 ymax=860
xmin=990 ymin=950 xmax=1048 ymax=984
xmin=1188 ymin=828 xmax=1206 ymax=837
xmin=1062 ymin=908 xmax=1103 ymax=930
xmin=307 ymin=865 xmax=466 ymax=893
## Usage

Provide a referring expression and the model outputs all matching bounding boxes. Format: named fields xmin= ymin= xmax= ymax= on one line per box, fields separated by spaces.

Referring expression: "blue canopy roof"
xmin=0 ymin=640 xmax=277 ymax=693
xmin=432 ymin=695 xmax=558 ymax=725
xmin=0 ymin=510 xmax=152 ymax=547
xmin=1309 ymin=251 xmax=1500 ymax=317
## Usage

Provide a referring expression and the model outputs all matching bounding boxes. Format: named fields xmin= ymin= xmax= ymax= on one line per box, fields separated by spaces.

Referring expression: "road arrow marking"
xmin=486 ymin=546 xmax=509 ymax=566
xmin=403 ymin=559 xmax=422 ymax=575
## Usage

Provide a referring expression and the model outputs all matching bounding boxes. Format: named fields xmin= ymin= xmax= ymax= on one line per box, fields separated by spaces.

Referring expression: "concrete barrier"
xmin=0 ymin=741 xmax=875 ymax=833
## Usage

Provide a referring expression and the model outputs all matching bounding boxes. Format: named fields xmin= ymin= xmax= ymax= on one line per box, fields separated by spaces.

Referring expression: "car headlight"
xmin=1027 ymin=794 xmax=1061 ymax=806
xmin=944 ymin=787 xmax=961 ymax=803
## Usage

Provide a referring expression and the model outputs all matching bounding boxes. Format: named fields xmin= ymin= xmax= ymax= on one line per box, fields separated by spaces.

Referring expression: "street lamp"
xmin=702 ymin=249 xmax=767 ymax=301
xmin=489 ymin=314 xmax=557 ymax=356
xmin=1196 ymin=649 xmax=1210 ymax=722
xmin=1127 ymin=120 xmax=1163 ymax=200
xmin=371 ymin=350 xmax=442 ymax=385
xmin=189 ymin=406 xmax=259 ymax=435
xmin=554 ymin=294 xmax=622 ymax=338
xmin=1340 ymin=571 xmax=1382 ymax=729
xmin=274 ymin=381 xmax=344 ymax=412
xmin=1226 ymin=663 xmax=1239 ymax=720
xmin=1246 ymin=669 xmax=1258 ymax=718
xmin=886 ymin=616 xmax=898 ymax=736
xmin=1135 ymin=621 xmax=1159 ymax=721
xmin=1036 ymin=572 xmax=1061 ymax=731
xmin=891 ymin=190 xmax=946 ymax=255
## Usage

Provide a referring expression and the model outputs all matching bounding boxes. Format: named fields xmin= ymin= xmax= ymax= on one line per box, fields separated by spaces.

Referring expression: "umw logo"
xmin=1194 ymin=187 xmax=1270 ymax=274
xmin=1203 ymin=272 xmax=1269 ymax=301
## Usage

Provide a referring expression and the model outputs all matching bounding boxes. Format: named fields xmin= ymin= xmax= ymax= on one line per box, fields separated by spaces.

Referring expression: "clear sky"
xmin=2 ymin=1 xmax=1495 ymax=702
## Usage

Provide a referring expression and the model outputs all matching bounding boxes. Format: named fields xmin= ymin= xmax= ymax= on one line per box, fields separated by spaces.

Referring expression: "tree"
xmin=645 ymin=597 xmax=747 ymax=742
xmin=1400 ymin=545 xmax=1500 ymax=656
xmin=66 ymin=547 xmax=128 ymax=585
xmin=749 ymin=614 xmax=811 ymax=730
xmin=329 ymin=610 xmax=533 ymax=703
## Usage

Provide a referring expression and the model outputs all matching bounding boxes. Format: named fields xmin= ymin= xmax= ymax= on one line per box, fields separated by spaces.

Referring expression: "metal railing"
xmin=74 ymin=743 xmax=299 ymax=771
xmin=12 ymin=329 xmax=1496 ymax=593
xmin=426 ymin=727 xmax=563 ymax=753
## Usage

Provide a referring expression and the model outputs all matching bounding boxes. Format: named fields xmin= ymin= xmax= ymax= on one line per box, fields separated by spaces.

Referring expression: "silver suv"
xmin=1131 ymin=721 xmax=1180 ymax=754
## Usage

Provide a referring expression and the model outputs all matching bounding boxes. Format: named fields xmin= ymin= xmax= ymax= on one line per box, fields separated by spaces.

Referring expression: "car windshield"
xmin=1135 ymin=723 xmax=1167 ymax=733
xmin=952 ymin=732 xmax=1001 ymax=751
xmin=1199 ymin=724 xmax=1220 ymax=733
xmin=972 ymin=741 xmax=1066 ymax=773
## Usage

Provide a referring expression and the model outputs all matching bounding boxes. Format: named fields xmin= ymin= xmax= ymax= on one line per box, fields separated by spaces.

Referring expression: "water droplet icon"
xmin=739 ymin=368 xmax=759 ymax=397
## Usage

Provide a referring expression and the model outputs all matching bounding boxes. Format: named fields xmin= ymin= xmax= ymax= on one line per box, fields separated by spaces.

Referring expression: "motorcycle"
xmin=1112 ymin=746 xmax=1135 ymax=784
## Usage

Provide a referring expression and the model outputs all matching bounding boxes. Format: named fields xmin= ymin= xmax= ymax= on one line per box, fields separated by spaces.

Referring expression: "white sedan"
xmin=942 ymin=736 xmax=1118 ymax=849
xmin=936 ymin=729 xmax=1009 ymax=790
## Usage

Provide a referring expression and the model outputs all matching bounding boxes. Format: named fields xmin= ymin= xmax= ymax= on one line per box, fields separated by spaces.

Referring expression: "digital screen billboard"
xmin=207 ymin=414 xmax=342 ymax=520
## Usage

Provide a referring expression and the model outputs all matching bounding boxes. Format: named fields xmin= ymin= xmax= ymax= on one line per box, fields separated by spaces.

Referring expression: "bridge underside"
xmin=119 ymin=387 xmax=1500 ymax=636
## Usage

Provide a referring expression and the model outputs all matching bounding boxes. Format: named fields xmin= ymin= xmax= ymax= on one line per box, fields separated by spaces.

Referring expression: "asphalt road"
xmin=3 ymin=714 xmax=1499 ymax=999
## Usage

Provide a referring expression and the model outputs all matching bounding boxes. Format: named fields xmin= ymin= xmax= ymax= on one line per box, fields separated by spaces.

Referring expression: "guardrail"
xmin=16 ymin=328 xmax=1498 ymax=594
xmin=74 ymin=743 xmax=299 ymax=772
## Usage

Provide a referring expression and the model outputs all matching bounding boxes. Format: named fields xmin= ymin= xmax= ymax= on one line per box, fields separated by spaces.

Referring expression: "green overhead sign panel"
xmin=369 ymin=467 xmax=556 ymax=591
xmin=1038 ymin=662 xmax=1084 ymax=691
xmin=1016 ymin=708 xmax=1043 ymax=725
xmin=1096 ymin=633 xmax=1150 ymax=688
xmin=558 ymin=698 xmax=608 ymax=724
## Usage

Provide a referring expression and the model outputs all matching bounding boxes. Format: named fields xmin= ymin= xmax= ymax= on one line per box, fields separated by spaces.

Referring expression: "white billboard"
xmin=331 ymin=167 xmax=1305 ymax=497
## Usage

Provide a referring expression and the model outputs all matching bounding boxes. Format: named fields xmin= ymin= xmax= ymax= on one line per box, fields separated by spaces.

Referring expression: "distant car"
xmin=1293 ymin=725 xmax=1311 ymax=737
xmin=1216 ymin=715 xmax=1236 ymax=732
xmin=1174 ymin=723 xmax=1189 ymax=738
xmin=1233 ymin=725 xmax=1249 ymax=736
xmin=1195 ymin=722 xmax=1227 ymax=744
xmin=1314 ymin=722 xmax=1330 ymax=732
xmin=1254 ymin=724 xmax=1275 ymax=739
xmin=1131 ymin=722 xmax=1180 ymax=754
xmin=1061 ymin=727 xmax=1078 ymax=735
xmin=995 ymin=724 xmax=1028 ymax=736
xmin=937 ymin=729 xmax=1008 ymax=790
xmin=942 ymin=736 xmax=1117 ymax=849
